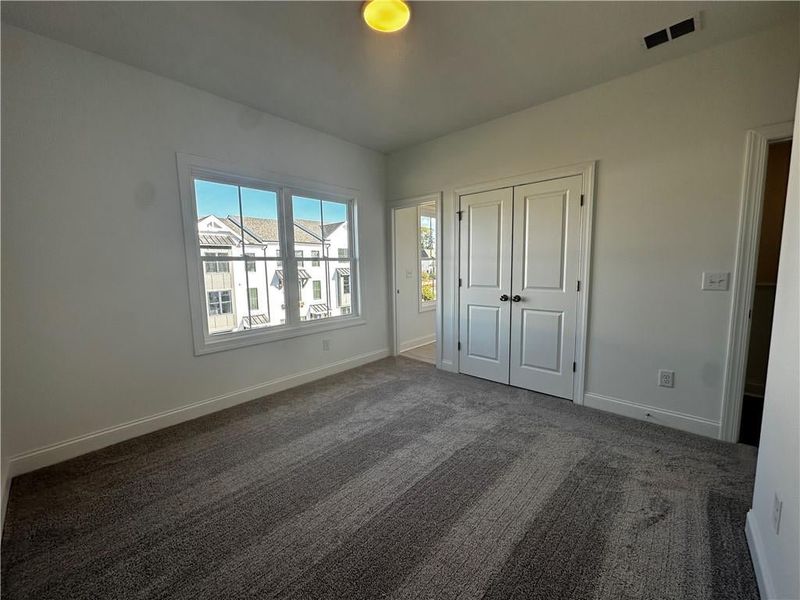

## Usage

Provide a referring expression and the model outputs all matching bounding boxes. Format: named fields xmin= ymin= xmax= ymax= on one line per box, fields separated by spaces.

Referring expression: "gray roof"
xmin=242 ymin=314 xmax=269 ymax=327
xmin=198 ymin=233 xmax=240 ymax=247
xmin=224 ymin=216 xmax=343 ymax=245
xmin=274 ymin=269 xmax=311 ymax=284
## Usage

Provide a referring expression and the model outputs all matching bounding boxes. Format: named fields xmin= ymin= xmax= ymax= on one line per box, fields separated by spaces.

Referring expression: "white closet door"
xmin=458 ymin=188 xmax=513 ymax=383
xmin=509 ymin=175 xmax=582 ymax=399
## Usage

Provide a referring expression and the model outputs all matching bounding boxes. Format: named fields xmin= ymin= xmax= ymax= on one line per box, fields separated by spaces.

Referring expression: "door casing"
xmin=388 ymin=193 xmax=442 ymax=363
xmin=721 ymin=122 xmax=793 ymax=442
xmin=454 ymin=162 xmax=596 ymax=404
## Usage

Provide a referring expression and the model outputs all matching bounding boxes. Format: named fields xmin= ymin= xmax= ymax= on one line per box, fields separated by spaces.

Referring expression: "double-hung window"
xmin=179 ymin=155 xmax=362 ymax=355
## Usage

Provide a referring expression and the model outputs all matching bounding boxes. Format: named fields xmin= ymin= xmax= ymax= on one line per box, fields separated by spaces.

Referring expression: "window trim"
xmin=178 ymin=153 xmax=365 ymax=355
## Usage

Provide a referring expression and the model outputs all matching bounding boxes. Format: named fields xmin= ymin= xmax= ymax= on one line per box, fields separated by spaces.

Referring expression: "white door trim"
xmin=387 ymin=193 xmax=442 ymax=366
xmin=453 ymin=161 xmax=596 ymax=404
xmin=720 ymin=122 xmax=793 ymax=442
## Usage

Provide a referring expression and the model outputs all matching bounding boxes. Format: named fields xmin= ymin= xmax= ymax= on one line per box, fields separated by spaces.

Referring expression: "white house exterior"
xmin=198 ymin=215 xmax=351 ymax=334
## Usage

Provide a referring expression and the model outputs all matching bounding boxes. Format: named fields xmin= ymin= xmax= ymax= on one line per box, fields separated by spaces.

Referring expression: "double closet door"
xmin=458 ymin=175 xmax=583 ymax=400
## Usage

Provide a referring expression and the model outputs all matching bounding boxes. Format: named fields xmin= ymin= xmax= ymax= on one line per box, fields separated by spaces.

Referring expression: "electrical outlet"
xmin=772 ymin=493 xmax=783 ymax=534
xmin=658 ymin=369 xmax=675 ymax=388
xmin=322 ymin=339 xmax=331 ymax=351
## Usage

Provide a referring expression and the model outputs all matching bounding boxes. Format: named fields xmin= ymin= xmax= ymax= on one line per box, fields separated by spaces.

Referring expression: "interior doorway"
xmin=739 ymin=139 xmax=792 ymax=446
xmin=391 ymin=195 xmax=440 ymax=365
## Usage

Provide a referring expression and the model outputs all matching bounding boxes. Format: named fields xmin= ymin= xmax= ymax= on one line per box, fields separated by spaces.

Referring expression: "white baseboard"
xmin=583 ymin=392 xmax=721 ymax=438
xmin=6 ymin=348 xmax=390 ymax=479
xmin=440 ymin=359 xmax=457 ymax=373
xmin=1 ymin=461 xmax=10 ymax=535
xmin=398 ymin=334 xmax=436 ymax=353
xmin=746 ymin=510 xmax=775 ymax=600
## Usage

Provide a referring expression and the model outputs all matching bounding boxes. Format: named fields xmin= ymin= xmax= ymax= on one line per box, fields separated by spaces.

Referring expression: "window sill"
xmin=194 ymin=315 xmax=366 ymax=355
xmin=419 ymin=302 xmax=436 ymax=313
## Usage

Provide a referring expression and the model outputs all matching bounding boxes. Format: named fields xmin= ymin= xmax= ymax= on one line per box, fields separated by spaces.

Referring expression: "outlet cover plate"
xmin=658 ymin=369 xmax=675 ymax=388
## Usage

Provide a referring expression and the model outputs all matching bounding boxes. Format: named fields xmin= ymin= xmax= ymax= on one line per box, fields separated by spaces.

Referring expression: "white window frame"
xmin=178 ymin=153 xmax=365 ymax=355
xmin=418 ymin=203 xmax=437 ymax=312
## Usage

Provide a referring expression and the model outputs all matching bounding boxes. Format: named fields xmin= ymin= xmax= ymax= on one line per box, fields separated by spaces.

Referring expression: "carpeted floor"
xmin=1 ymin=357 xmax=759 ymax=599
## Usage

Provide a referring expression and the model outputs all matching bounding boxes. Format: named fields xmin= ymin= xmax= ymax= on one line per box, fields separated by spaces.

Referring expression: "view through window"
xmin=419 ymin=203 xmax=437 ymax=305
xmin=194 ymin=177 xmax=356 ymax=338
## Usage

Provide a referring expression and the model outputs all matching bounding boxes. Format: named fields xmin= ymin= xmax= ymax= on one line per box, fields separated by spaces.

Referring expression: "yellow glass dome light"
xmin=362 ymin=0 xmax=410 ymax=33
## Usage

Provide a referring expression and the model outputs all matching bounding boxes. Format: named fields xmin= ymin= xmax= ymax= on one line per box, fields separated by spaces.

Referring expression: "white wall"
xmin=387 ymin=23 xmax=800 ymax=436
xmin=0 ymin=26 xmax=389 ymax=477
xmin=394 ymin=205 xmax=435 ymax=352
xmin=746 ymin=78 xmax=800 ymax=600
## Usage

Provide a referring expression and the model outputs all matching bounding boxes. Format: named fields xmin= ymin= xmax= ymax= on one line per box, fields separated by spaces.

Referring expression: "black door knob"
xmin=499 ymin=294 xmax=509 ymax=302
xmin=512 ymin=295 xmax=522 ymax=302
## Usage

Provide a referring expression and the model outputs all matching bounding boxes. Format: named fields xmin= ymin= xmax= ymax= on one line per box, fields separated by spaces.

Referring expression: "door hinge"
xmin=459 ymin=278 xmax=463 ymax=287
xmin=580 ymin=194 xmax=585 ymax=206
xmin=457 ymin=210 xmax=463 ymax=221
xmin=572 ymin=361 xmax=576 ymax=373
xmin=458 ymin=341 xmax=462 ymax=351
xmin=576 ymin=280 xmax=581 ymax=292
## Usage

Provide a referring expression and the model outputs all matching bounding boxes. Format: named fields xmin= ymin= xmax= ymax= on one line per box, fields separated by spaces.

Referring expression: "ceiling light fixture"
xmin=362 ymin=0 xmax=410 ymax=33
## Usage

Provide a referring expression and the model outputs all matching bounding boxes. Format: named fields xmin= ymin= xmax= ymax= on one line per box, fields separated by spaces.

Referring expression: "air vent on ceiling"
xmin=642 ymin=13 xmax=701 ymax=50
xmin=644 ymin=29 xmax=669 ymax=49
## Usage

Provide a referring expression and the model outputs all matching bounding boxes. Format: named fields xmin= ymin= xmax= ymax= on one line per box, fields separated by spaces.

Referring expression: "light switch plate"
xmin=702 ymin=272 xmax=730 ymax=291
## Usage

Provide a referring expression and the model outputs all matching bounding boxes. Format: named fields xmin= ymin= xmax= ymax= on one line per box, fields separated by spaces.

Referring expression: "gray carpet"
xmin=1 ymin=357 xmax=759 ymax=599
